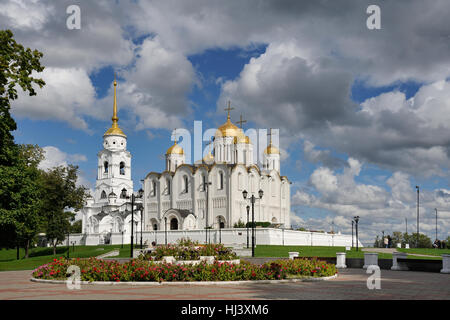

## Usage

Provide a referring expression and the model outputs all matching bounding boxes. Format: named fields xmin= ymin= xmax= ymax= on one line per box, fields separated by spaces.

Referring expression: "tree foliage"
xmin=0 ymin=29 xmax=45 ymax=166
xmin=0 ymin=29 xmax=45 ymax=252
xmin=40 ymin=165 xmax=86 ymax=255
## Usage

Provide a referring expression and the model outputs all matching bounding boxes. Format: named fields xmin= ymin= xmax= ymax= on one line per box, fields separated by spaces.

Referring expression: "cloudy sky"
xmin=2 ymin=0 xmax=450 ymax=245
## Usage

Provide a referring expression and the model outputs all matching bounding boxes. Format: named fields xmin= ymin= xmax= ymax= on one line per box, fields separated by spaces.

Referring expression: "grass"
xmin=398 ymin=248 xmax=450 ymax=256
xmin=254 ymin=245 xmax=392 ymax=260
xmin=2 ymin=244 xmax=446 ymax=271
xmin=0 ymin=244 xmax=126 ymax=271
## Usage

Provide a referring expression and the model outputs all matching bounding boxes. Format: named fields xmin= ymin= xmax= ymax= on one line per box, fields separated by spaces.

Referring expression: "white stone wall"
xmin=74 ymin=228 xmax=363 ymax=248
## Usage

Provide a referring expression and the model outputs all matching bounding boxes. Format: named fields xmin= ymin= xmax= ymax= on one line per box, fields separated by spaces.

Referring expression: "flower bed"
xmin=140 ymin=239 xmax=238 ymax=261
xmin=32 ymin=257 xmax=336 ymax=282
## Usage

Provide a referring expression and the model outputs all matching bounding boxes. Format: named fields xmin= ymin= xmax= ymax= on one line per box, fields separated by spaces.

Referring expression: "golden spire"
xmin=104 ymin=73 xmax=126 ymax=137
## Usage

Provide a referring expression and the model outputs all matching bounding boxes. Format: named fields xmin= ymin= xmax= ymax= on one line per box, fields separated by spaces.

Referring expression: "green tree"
xmin=70 ymin=220 xmax=82 ymax=234
xmin=0 ymin=29 xmax=45 ymax=166
xmin=41 ymin=165 xmax=86 ymax=255
xmin=391 ymin=231 xmax=403 ymax=247
xmin=0 ymin=29 xmax=45 ymax=251
xmin=233 ymin=219 xmax=245 ymax=228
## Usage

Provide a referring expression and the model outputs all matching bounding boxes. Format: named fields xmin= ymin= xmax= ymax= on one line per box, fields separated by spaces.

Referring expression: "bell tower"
xmin=94 ymin=74 xmax=133 ymax=203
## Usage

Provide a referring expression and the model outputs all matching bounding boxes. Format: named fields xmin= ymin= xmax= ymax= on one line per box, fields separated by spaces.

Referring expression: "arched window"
xmin=184 ymin=176 xmax=189 ymax=193
xmin=166 ymin=178 xmax=171 ymax=195
xmin=120 ymin=162 xmax=125 ymax=175
xmin=100 ymin=190 xmax=107 ymax=199
xmin=170 ymin=218 xmax=178 ymax=230
xmin=238 ymin=173 xmax=243 ymax=190
xmin=104 ymin=161 xmax=108 ymax=173
xmin=218 ymin=171 xmax=224 ymax=190
xmin=152 ymin=181 xmax=157 ymax=196
xmin=120 ymin=188 xmax=127 ymax=199
xmin=202 ymin=175 xmax=206 ymax=191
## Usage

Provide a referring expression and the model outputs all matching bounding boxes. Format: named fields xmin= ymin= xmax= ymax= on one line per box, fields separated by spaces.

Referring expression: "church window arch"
xmin=183 ymin=175 xmax=189 ymax=193
xmin=166 ymin=178 xmax=171 ymax=195
xmin=120 ymin=162 xmax=125 ymax=175
xmin=218 ymin=171 xmax=224 ymax=190
xmin=202 ymin=174 xmax=206 ymax=191
xmin=104 ymin=161 xmax=108 ymax=173
xmin=170 ymin=218 xmax=178 ymax=230
xmin=120 ymin=188 xmax=127 ymax=198
xmin=100 ymin=190 xmax=107 ymax=199
xmin=152 ymin=180 xmax=157 ymax=196
xmin=238 ymin=172 xmax=243 ymax=190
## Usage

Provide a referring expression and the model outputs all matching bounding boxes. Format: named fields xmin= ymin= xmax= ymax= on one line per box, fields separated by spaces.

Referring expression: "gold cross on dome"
xmin=267 ymin=128 xmax=273 ymax=144
xmin=237 ymin=114 xmax=247 ymax=128
xmin=224 ymin=100 xmax=234 ymax=120
xmin=173 ymin=128 xmax=178 ymax=143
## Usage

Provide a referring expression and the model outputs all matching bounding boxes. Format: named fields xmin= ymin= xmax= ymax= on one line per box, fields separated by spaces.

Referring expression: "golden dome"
xmin=104 ymin=75 xmax=127 ymax=137
xmin=264 ymin=143 xmax=280 ymax=155
xmin=234 ymin=130 xmax=251 ymax=144
xmin=203 ymin=151 xmax=214 ymax=164
xmin=104 ymin=125 xmax=126 ymax=137
xmin=166 ymin=141 xmax=184 ymax=155
xmin=215 ymin=118 xmax=240 ymax=138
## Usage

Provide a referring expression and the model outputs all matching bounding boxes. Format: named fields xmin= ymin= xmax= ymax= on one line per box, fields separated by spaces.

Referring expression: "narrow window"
xmin=166 ymin=178 xmax=171 ymax=195
xmin=152 ymin=181 xmax=157 ymax=196
xmin=184 ymin=176 xmax=189 ymax=193
xmin=101 ymin=191 xmax=107 ymax=199
xmin=202 ymin=175 xmax=206 ymax=191
xmin=120 ymin=162 xmax=125 ymax=175
xmin=219 ymin=172 xmax=224 ymax=190
xmin=104 ymin=161 xmax=108 ymax=173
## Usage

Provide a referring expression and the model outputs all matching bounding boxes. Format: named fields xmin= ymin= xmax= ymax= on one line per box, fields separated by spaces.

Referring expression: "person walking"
xmin=384 ymin=236 xmax=388 ymax=248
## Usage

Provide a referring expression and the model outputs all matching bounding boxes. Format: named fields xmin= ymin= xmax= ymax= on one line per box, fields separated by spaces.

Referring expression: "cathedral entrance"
xmin=170 ymin=218 xmax=178 ymax=230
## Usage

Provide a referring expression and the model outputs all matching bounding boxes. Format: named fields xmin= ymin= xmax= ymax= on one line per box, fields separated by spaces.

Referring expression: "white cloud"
xmin=11 ymin=67 xmax=96 ymax=131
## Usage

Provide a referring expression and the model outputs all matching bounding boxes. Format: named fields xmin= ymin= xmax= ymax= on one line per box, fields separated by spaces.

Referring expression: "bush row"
xmin=32 ymin=256 xmax=336 ymax=282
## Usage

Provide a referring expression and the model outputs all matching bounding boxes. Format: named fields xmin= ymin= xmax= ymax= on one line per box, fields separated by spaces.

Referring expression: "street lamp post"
xmin=435 ymin=208 xmax=438 ymax=241
xmin=123 ymin=188 xmax=144 ymax=259
xmin=140 ymin=206 xmax=144 ymax=249
xmin=164 ymin=217 xmax=167 ymax=245
xmin=242 ymin=189 xmax=264 ymax=257
xmin=354 ymin=216 xmax=360 ymax=251
xmin=218 ymin=217 xmax=222 ymax=244
xmin=121 ymin=231 xmax=124 ymax=249
xmin=246 ymin=205 xmax=250 ymax=249
xmin=351 ymin=220 xmax=354 ymax=248
xmin=205 ymin=179 xmax=212 ymax=245
xmin=416 ymin=186 xmax=419 ymax=248
xmin=67 ymin=231 xmax=70 ymax=259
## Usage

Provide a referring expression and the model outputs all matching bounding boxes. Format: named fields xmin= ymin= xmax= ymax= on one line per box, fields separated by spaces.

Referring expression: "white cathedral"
xmin=81 ymin=77 xmax=290 ymax=243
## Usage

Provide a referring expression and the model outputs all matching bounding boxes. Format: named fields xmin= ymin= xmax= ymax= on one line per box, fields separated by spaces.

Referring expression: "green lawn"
xmin=398 ymin=248 xmax=450 ymax=257
xmin=0 ymin=244 xmax=126 ymax=271
xmin=254 ymin=245 xmax=392 ymax=260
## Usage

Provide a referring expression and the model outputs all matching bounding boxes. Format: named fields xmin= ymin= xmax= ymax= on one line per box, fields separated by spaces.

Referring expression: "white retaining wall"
xmin=68 ymin=228 xmax=363 ymax=248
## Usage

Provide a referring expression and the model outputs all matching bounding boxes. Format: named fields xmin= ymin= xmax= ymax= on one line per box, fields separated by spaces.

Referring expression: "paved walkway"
xmin=362 ymin=248 xmax=440 ymax=258
xmin=0 ymin=269 xmax=448 ymax=300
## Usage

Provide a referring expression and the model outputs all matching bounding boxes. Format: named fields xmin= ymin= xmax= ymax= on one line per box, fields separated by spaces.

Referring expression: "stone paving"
xmin=0 ymin=268 xmax=448 ymax=300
